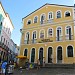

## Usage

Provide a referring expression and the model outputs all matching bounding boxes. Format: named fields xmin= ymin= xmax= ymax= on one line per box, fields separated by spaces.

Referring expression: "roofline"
xmin=0 ymin=2 xmax=6 ymax=16
xmin=22 ymin=3 xmax=74 ymax=20
xmin=6 ymin=13 xmax=14 ymax=28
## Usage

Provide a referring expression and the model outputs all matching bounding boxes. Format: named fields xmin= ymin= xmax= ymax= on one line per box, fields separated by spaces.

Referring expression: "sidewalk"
xmin=13 ymin=68 xmax=75 ymax=75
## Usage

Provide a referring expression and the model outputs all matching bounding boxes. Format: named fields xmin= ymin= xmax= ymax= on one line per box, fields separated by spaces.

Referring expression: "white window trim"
xmin=56 ymin=26 xmax=63 ymax=36
xmin=38 ymin=47 xmax=44 ymax=61
xmin=66 ymin=45 xmax=74 ymax=57
xmin=40 ymin=13 xmax=46 ymax=21
xmin=32 ymin=30 xmax=37 ymax=39
xmin=64 ymin=10 xmax=71 ymax=17
xmin=33 ymin=16 xmax=38 ymax=23
xmin=27 ymin=19 xmax=32 ymax=25
xmin=65 ymin=25 xmax=72 ymax=35
xmin=47 ymin=46 xmax=53 ymax=63
xmin=39 ymin=29 xmax=45 ymax=39
xmin=25 ymin=31 xmax=30 ymax=40
xmin=30 ymin=48 xmax=36 ymax=63
xmin=56 ymin=45 xmax=63 ymax=63
xmin=47 ymin=28 xmax=53 ymax=37
xmin=48 ymin=11 xmax=53 ymax=20
xmin=56 ymin=10 xmax=62 ymax=18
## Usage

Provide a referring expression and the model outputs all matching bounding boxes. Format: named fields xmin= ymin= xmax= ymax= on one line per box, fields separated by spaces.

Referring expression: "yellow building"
xmin=20 ymin=3 xmax=75 ymax=66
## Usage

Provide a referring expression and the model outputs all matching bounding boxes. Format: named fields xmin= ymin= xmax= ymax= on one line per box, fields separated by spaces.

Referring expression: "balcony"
xmin=56 ymin=35 xmax=74 ymax=41
xmin=56 ymin=36 xmax=63 ymax=41
xmin=24 ymin=40 xmax=29 ymax=44
xmin=40 ymin=19 xmax=53 ymax=25
xmin=31 ymin=39 xmax=37 ymax=44
xmin=23 ymin=35 xmax=74 ymax=45
xmin=24 ymin=38 xmax=53 ymax=44
xmin=65 ymin=35 xmax=74 ymax=40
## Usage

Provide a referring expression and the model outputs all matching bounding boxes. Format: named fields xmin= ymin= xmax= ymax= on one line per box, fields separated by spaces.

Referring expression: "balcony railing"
xmin=65 ymin=35 xmax=74 ymax=40
xmin=24 ymin=39 xmax=53 ymax=44
xmin=23 ymin=35 xmax=74 ymax=44
xmin=56 ymin=35 xmax=74 ymax=41
xmin=24 ymin=40 xmax=29 ymax=44
xmin=40 ymin=19 xmax=53 ymax=25
xmin=31 ymin=39 xmax=37 ymax=44
xmin=56 ymin=36 xmax=63 ymax=41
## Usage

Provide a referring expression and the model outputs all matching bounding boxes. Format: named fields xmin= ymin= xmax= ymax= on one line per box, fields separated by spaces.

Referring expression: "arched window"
xmin=56 ymin=27 xmax=62 ymax=41
xmin=24 ymin=49 xmax=28 ymax=56
xmin=57 ymin=27 xmax=62 ymax=35
xmin=48 ymin=28 xmax=53 ymax=37
xmin=56 ymin=11 xmax=61 ymax=18
xmin=40 ymin=30 xmax=44 ymax=38
xmin=31 ymin=48 xmax=35 ymax=62
xmin=66 ymin=26 xmax=72 ymax=40
xmin=48 ymin=47 xmax=52 ymax=63
xmin=25 ymin=32 xmax=30 ymax=44
xmin=39 ymin=47 xmax=43 ymax=65
xmin=65 ymin=11 xmax=71 ymax=17
xmin=48 ymin=12 xmax=53 ymax=20
xmin=57 ymin=46 xmax=62 ymax=63
xmin=40 ymin=14 xmax=45 ymax=24
xmin=67 ymin=46 xmax=73 ymax=57
xmin=66 ymin=26 xmax=71 ymax=35
xmin=27 ymin=20 xmax=31 ymax=25
xmin=32 ymin=31 xmax=37 ymax=43
xmin=32 ymin=31 xmax=36 ymax=39
xmin=34 ymin=16 xmax=38 ymax=23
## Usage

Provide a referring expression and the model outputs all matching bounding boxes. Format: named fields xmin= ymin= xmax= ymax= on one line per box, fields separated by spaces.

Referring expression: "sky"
xmin=0 ymin=0 xmax=74 ymax=46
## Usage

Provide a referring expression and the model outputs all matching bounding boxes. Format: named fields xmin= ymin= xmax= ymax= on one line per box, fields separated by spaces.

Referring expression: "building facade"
xmin=0 ymin=2 xmax=15 ymax=63
xmin=20 ymin=3 xmax=75 ymax=66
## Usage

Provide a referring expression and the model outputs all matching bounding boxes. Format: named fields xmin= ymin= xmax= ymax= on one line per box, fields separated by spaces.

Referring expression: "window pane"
xmin=65 ymin=12 xmax=70 ymax=17
xmin=67 ymin=46 xmax=73 ymax=57
xmin=40 ymin=30 xmax=44 ymax=38
xmin=34 ymin=17 xmax=37 ymax=23
xmin=24 ymin=49 xmax=27 ymax=56
xmin=27 ymin=20 xmax=31 ymax=25
xmin=57 ymin=11 xmax=61 ymax=18
xmin=33 ymin=31 xmax=36 ymax=39
xmin=48 ymin=29 xmax=52 ymax=37
xmin=49 ymin=12 xmax=53 ymax=19
xmin=31 ymin=48 xmax=35 ymax=62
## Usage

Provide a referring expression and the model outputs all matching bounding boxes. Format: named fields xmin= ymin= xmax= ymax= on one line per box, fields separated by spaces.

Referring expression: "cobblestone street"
xmin=12 ymin=68 xmax=75 ymax=75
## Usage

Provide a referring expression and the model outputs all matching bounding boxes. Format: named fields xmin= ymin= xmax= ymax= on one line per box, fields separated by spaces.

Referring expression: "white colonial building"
xmin=0 ymin=2 xmax=17 ymax=63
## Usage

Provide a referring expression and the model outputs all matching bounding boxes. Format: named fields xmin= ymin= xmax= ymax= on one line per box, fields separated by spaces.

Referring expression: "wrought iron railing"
xmin=56 ymin=36 xmax=63 ymax=41
xmin=40 ymin=19 xmax=53 ymax=25
xmin=23 ymin=35 xmax=74 ymax=44
xmin=65 ymin=35 xmax=74 ymax=40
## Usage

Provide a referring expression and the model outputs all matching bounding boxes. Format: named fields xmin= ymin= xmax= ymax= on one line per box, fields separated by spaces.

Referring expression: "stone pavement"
xmin=12 ymin=68 xmax=75 ymax=75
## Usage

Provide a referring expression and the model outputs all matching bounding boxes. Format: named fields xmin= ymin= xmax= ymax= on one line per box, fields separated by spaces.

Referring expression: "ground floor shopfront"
xmin=0 ymin=47 xmax=15 ymax=63
xmin=0 ymin=47 xmax=7 ymax=63
xmin=19 ymin=41 xmax=75 ymax=66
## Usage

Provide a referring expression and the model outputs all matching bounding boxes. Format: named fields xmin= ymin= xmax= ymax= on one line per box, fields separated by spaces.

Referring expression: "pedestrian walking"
xmin=26 ymin=59 xmax=29 ymax=70
xmin=37 ymin=59 xmax=40 ymax=70
xmin=1 ymin=60 xmax=7 ymax=75
xmin=43 ymin=57 xmax=45 ymax=67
